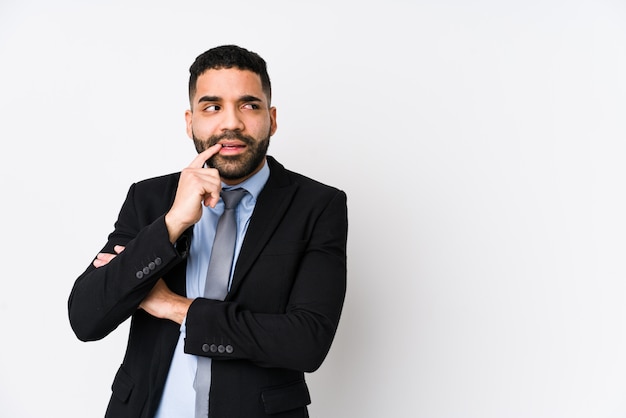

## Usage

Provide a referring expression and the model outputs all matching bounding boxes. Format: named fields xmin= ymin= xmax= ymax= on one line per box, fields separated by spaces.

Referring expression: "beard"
xmin=193 ymin=129 xmax=270 ymax=181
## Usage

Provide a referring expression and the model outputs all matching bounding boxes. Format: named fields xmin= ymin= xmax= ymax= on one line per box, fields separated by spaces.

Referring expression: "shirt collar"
xmin=221 ymin=158 xmax=269 ymax=201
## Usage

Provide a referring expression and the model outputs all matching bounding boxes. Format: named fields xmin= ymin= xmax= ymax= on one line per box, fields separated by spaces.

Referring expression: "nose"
xmin=220 ymin=106 xmax=245 ymax=132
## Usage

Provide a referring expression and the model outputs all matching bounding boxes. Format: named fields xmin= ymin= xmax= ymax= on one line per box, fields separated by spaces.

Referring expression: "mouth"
xmin=217 ymin=140 xmax=247 ymax=154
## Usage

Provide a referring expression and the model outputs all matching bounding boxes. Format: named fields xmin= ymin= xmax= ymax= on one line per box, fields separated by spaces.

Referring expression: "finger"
xmin=92 ymin=251 xmax=118 ymax=268
xmin=93 ymin=258 xmax=106 ymax=268
xmin=114 ymin=245 xmax=126 ymax=254
xmin=204 ymin=193 xmax=221 ymax=208
xmin=198 ymin=175 xmax=223 ymax=208
xmin=93 ymin=254 xmax=111 ymax=268
xmin=96 ymin=252 xmax=116 ymax=262
xmin=188 ymin=143 xmax=222 ymax=169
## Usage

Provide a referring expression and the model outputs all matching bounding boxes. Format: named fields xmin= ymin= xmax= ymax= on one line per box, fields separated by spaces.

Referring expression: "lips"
xmin=218 ymin=141 xmax=246 ymax=154
xmin=220 ymin=143 xmax=244 ymax=149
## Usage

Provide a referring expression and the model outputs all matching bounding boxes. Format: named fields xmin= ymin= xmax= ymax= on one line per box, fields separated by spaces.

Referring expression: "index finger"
xmin=188 ymin=143 xmax=222 ymax=168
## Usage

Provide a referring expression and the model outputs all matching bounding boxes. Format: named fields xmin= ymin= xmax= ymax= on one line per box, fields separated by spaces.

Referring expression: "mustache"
xmin=208 ymin=131 xmax=254 ymax=146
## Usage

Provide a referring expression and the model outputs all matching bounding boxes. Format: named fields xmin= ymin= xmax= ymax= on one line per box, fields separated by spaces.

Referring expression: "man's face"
xmin=186 ymin=68 xmax=277 ymax=185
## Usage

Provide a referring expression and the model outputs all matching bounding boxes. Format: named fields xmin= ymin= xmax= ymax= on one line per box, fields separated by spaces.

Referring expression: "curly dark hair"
xmin=188 ymin=45 xmax=272 ymax=104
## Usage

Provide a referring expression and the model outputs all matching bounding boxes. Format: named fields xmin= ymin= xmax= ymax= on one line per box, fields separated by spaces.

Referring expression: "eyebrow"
xmin=197 ymin=95 xmax=220 ymax=104
xmin=197 ymin=94 xmax=263 ymax=104
xmin=240 ymin=95 xmax=263 ymax=103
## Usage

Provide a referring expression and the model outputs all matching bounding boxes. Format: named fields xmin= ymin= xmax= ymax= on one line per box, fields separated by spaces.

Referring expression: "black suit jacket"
xmin=68 ymin=156 xmax=348 ymax=417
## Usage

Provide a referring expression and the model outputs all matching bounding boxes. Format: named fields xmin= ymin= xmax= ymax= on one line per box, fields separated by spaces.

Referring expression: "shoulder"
xmin=266 ymin=156 xmax=344 ymax=197
xmin=119 ymin=172 xmax=181 ymax=214
xmin=131 ymin=172 xmax=181 ymax=193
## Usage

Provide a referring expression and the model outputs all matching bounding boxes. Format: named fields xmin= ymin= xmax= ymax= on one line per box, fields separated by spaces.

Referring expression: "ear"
xmin=269 ymin=106 xmax=277 ymax=136
xmin=185 ymin=109 xmax=193 ymax=139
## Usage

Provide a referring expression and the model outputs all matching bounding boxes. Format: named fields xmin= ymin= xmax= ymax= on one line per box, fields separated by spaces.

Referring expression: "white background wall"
xmin=1 ymin=0 xmax=625 ymax=417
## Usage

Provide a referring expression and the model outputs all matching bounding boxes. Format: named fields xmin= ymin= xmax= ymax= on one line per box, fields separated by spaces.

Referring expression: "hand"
xmin=93 ymin=246 xmax=191 ymax=323
xmin=140 ymin=279 xmax=192 ymax=325
xmin=165 ymin=144 xmax=223 ymax=242
xmin=93 ymin=245 xmax=126 ymax=268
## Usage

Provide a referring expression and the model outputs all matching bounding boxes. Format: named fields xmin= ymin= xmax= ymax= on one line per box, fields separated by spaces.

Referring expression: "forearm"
xmin=182 ymin=189 xmax=349 ymax=371
xmin=185 ymin=248 xmax=347 ymax=372
xmin=185 ymin=297 xmax=344 ymax=372
xmin=68 ymin=215 xmax=184 ymax=341
xmin=139 ymin=278 xmax=194 ymax=325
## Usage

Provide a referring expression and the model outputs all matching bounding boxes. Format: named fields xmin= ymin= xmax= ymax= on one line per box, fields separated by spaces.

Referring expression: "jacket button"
xmin=155 ymin=257 xmax=162 ymax=266
xmin=217 ymin=345 xmax=225 ymax=353
xmin=142 ymin=267 xmax=150 ymax=275
xmin=201 ymin=344 xmax=210 ymax=353
xmin=148 ymin=262 xmax=156 ymax=270
xmin=225 ymin=345 xmax=233 ymax=354
xmin=136 ymin=271 xmax=144 ymax=279
xmin=209 ymin=344 xmax=217 ymax=353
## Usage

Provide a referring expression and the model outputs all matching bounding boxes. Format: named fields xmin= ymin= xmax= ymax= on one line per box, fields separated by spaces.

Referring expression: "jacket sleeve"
xmin=67 ymin=182 xmax=187 ymax=342
xmin=184 ymin=189 xmax=348 ymax=373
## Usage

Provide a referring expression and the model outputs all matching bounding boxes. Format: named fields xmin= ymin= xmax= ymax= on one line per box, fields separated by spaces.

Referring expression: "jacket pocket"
xmin=111 ymin=366 xmax=134 ymax=403
xmin=261 ymin=380 xmax=311 ymax=415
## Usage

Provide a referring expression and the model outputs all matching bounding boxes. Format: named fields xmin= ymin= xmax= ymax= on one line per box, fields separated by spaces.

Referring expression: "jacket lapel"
xmin=228 ymin=157 xmax=297 ymax=297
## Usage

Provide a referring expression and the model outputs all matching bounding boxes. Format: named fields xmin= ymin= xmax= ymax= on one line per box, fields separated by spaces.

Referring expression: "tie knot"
xmin=221 ymin=188 xmax=247 ymax=209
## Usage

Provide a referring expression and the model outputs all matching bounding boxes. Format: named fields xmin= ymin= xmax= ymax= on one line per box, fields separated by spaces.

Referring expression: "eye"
xmin=242 ymin=103 xmax=260 ymax=110
xmin=203 ymin=104 xmax=221 ymax=112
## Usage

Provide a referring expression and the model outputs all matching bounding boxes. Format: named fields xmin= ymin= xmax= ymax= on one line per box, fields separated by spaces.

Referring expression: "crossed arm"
xmin=93 ymin=144 xmax=222 ymax=324
xmin=90 ymin=144 xmax=225 ymax=325
xmin=93 ymin=245 xmax=190 ymax=324
xmin=70 ymin=147 xmax=347 ymax=372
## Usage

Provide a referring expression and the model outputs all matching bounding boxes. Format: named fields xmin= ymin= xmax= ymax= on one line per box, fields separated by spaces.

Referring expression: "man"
xmin=68 ymin=45 xmax=348 ymax=418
